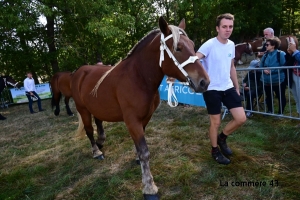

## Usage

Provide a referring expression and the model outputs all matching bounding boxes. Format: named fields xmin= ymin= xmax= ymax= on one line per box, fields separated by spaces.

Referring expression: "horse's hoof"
xmin=136 ymin=159 xmax=141 ymax=165
xmin=54 ymin=111 xmax=59 ymax=116
xmin=96 ymin=143 xmax=103 ymax=149
xmin=95 ymin=154 xmax=105 ymax=160
xmin=143 ymin=194 xmax=159 ymax=200
xmin=68 ymin=113 xmax=74 ymax=117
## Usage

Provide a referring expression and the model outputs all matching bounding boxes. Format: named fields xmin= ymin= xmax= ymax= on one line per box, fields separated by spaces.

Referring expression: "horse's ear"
xmin=178 ymin=18 xmax=186 ymax=30
xmin=159 ymin=16 xmax=170 ymax=36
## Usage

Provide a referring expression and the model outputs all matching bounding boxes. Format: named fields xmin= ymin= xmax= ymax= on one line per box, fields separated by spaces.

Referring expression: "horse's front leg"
xmin=125 ymin=121 xmax=159 ymax=200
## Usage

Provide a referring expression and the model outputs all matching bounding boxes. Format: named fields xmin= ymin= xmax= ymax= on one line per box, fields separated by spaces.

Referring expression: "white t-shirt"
xmin=198 ymin=37 xmax=235 ymax=91
xmin=24 ymin=77 xmax=37 ymax=92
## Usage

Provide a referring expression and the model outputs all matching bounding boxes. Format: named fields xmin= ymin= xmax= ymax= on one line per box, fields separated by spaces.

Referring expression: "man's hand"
xmin=236 ymin=88 xmax=240 ymax=96
xmin=30 ymin=92 xmax=33 ymax=96
xmin=288 ymin=43 xmax=297 ymax=54
xmin=257 ymin=51 xmax=266 ymax=57
xmin=264 ymin=69 xmax=271 ymax=75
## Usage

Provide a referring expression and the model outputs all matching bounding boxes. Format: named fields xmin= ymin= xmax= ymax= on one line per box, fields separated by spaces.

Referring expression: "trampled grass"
xmin=0 ymin=99 xmax=299 ymax=200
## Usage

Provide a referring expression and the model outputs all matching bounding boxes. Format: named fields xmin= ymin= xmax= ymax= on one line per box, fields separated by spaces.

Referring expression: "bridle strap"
xmin=159 ymin=32 xmax=199 ymax=79
xmin=3 ymin=78 xmax=7 ymax=87
xmin=7 ymin=81 xmax=18 ymax=87
xmin=3 ymin=78 xmax=18 ymax=88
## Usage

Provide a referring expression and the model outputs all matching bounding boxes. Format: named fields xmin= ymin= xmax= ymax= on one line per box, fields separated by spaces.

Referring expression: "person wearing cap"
xmin=241 ymin=60 xmax=263 ymax=118
xmin=24 ymin=72 xmax=45 ymax=114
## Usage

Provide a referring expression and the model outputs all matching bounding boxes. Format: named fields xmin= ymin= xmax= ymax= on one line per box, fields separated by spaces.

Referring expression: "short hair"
xmin=266 ymin=37 xmax=281 ymax=49
xmin=264 ymin=28 xmax=274 ymax=35
xmin=26 ymin=71 xmax=32 ymax=74
xmin=216 ymin=13 xmax=234 ymax=27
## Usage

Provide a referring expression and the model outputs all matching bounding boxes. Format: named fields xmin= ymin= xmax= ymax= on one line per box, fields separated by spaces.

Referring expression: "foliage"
xmin=0 ymin=0 xmax=299 ymax=82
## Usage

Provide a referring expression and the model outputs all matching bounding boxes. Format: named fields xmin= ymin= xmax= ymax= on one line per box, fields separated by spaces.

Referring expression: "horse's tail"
xmin=76 ymin=112 xmax=86 ymax=138
xmin=50 ymin=74 xmax=62 ymax=110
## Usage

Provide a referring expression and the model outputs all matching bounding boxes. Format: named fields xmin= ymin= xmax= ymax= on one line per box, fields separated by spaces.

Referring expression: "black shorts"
xmin=203 ymin=87 xmax=242 ymax=115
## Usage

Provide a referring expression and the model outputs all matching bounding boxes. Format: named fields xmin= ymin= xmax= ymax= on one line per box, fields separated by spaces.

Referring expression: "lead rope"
xmin=166 ymin=78 xmax=189 ymax=107
xmin=167 ymin=80 xmax=178 ymax=107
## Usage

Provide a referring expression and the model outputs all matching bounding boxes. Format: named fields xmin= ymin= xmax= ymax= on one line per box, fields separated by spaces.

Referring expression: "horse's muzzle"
xmin=187 ymin=77 xmax=209 ymax=93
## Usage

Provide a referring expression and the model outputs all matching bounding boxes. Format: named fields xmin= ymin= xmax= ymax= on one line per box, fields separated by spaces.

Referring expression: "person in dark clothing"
xmin=241 ymin=60 xmax=263 ymax=118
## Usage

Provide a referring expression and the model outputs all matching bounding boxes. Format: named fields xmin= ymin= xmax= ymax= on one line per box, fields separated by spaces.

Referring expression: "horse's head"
xmin=158 ymin=17 xmax=209 ymax=93
xmin=245 ymin=42 xmax=253 ymax=56
xmin=1 ymin=75 xmax=20 ymax=88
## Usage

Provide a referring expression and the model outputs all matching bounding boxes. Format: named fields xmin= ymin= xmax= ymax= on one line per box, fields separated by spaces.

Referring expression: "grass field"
xmin=0 ymin=98 xmax=300 ymax=200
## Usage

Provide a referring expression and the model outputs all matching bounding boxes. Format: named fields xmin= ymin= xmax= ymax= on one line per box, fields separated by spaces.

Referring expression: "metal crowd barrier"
xmin=0 ymin=88 xmax=14 ymax=109
xmin=224 ymin=65 xmax=300 ymax=120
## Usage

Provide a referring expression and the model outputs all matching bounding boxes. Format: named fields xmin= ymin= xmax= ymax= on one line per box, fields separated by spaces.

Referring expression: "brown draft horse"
xmin=234 ymin=42 xmax=253 ymax=65
xmin=71 ymin=17 xmax=210 ymax=199
xmin=249 ymin=35 xmax=299 ymax=54
xmin=50 ymin=71 xmax=75 ymax=116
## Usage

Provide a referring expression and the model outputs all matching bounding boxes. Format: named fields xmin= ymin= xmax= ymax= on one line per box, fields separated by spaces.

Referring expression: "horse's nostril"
xmin=200 ymin=79 xmax=206 ymax=88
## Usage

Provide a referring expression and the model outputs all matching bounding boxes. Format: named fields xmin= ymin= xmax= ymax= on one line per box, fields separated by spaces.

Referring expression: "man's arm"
xmin=24 ymin=79 xmax=30 ymax=92
xmin=230 ymin=59 xmax=240 ymax=95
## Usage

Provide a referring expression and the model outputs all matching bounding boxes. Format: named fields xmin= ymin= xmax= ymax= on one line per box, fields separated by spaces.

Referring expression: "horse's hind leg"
xmin=52 ymin=92 xmax=61 ymax=116
xmin=78 ymin=109 xmax=104 ymax=160
xmin=94 ymin=117 xmax=106 ymax=149
xmin=65 ymin=96 xmax=74 ymax=116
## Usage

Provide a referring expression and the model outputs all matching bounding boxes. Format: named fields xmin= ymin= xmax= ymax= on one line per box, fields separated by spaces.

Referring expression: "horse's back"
xmin=51 ymin=71 xmax=73 ymax=97
xmin=279 ymin=35 xmax=299 ymax=52
xmin=71 ymin=65 xmax=123 ymax=121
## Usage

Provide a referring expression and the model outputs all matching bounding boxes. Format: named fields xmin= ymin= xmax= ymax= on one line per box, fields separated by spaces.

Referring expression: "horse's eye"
xmin=176 ymin=47 xmax=181 ymax=52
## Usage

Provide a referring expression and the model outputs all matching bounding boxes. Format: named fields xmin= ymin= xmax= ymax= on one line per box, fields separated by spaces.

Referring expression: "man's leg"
xmin=203 ymin=90 xmax=231 ymax=165
xmin=209 ymin=114 xmax=231 ymax=165
xmin=209 ymin=114 xmax=221 ymax=147
xmin=264 ymin=86 xmax=273 ymax=112
xmin=26 ymin=93 xmax=34 ymax=113
xmin=223 ymin=107 xmax=247 ymax=134
xmin=218 ymin=88 xmax=247 ymax=157
xmin=32 ymin=91 xmax=44 ymax=111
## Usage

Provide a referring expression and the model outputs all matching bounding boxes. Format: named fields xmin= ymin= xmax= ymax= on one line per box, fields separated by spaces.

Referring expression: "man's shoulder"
xmin=202 ymin=37 xmax=216 ymax=45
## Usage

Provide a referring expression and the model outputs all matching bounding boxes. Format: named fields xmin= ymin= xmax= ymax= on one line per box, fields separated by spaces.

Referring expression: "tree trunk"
xmin=46 ymin=8 xmax=59 ymax=74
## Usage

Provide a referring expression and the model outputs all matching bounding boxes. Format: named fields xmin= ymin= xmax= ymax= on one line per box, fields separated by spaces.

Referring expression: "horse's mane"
xmin=91 ymin=25 xmax=188 ymax=96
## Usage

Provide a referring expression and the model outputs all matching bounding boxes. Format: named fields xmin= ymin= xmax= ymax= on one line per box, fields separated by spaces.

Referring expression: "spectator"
xmin=196 ymin=13 xmax=246 ymax=165
xmin=257 ymin=27 xmax=276 ymax=57
xmin=24 ymin=72 xmax=45 ymax=114
xmin=287 ymin=43 xmax=300 ymax=117
xmin=259 ymin=38 xmax=286 ymax=115
xmin=242 ymin=60 xmax=263 ymax=118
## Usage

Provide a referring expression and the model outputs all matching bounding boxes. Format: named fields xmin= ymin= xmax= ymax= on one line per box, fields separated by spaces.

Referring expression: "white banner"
xmin=10 ymin=83 xmax=52 ymax=103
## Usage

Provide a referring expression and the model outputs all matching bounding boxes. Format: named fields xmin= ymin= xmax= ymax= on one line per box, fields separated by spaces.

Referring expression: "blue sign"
xmin=159 ymin=76 xmax=206 ymax=107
